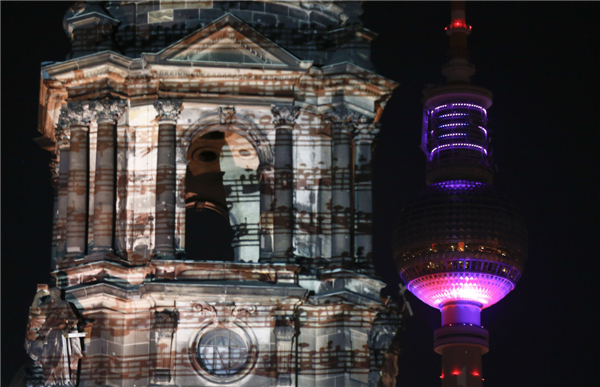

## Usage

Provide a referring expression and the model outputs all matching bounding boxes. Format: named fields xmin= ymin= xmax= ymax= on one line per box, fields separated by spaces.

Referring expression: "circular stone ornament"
xmin=190 ymin=323 xmax=257 ymax=384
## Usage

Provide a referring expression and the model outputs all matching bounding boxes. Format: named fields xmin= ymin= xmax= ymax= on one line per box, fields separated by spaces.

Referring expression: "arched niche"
xmin=179 ymin=111 xmax=273 ymax=262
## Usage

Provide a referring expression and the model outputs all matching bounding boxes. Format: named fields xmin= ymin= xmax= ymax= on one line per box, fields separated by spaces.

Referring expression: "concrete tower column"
xmin=91 ymin=99 xmax=126 ymax=253
xmin=153 ymin=99 xmax=182 ymax=259
xmin=62 ymin=103 xmax=93 ymax=258
xmin=435 ymin=301 xmax=489 ymax=387
xmin=326 ymin=108 xmax=357 ymax=267
xmin=353 ymin=118 xmax=378 ymax=270
xmin=271 ymin=105 xmax=299 ymax=261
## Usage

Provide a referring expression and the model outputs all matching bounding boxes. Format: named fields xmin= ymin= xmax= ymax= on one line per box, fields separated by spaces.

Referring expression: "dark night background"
xmin=2 ymin=2 xmax=598 ymax=386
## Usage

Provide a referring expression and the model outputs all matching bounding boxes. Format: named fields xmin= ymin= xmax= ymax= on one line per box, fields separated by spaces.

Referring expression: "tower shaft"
xmin=394 ymin=2 xmax=528 ymax=386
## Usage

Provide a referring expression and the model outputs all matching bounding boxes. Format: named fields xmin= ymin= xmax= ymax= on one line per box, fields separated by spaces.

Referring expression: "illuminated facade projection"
xmin=24 ymin=1 xmax=403 ymax=387
xmin=394 ymin=2 xmax=527 ymax=387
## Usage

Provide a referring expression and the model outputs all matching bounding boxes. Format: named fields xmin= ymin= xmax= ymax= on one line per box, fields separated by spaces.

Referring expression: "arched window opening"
xmin=185 ymin=129 xmax=261 ymax=262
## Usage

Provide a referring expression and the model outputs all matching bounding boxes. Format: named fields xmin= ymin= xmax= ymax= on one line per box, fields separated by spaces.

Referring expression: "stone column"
xmin=153 ymin=100 xmax=182 ymax=259
xmin=354 ymin=119 xmax=378 ymax=271
xmin=259 ymin=163 xmax=275 ymax=261
xmin=62 ymin=103 xmax=93 ymax=258
xmin=326 ymin=108 xmax=357 ymax=265
xmin=91 ymin=99 xmax=126 ymax=253
xmin=271 ymin=105 xmax=300 ymax=261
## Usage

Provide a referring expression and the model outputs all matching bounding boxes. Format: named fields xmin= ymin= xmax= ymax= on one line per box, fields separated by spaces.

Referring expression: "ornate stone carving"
xmin=367 ymin=306 xmax=402 ymax=387
xmin=232 ymin=304 xmax=257 ymax=320
xmin=25 ymin=287 xmax=84 ymax=387
xmin=154 ymin=99 xmax=182 ymax=121
xmin=271 ymin=105 xmax=300 ymax=126
xmin=219 ymin=106 xmax=236 ymax=125
xmin=50 ymin=155 xmax=60 ymax=187
xmin=59 ymin=102 xmax=94 ymax=127
xmin=94 ymin=99 xmax=127 ymax=123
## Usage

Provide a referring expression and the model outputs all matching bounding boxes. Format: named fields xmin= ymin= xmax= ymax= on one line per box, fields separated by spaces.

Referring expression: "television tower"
xmin=394 ymin=2 xmax=527 ymax=386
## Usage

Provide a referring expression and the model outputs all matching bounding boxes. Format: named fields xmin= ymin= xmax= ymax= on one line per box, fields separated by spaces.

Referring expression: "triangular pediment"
xmin=154 ymin=14 xmax=310 ymax=69
xmin=170 ymin=26 xmax=283 ymax=65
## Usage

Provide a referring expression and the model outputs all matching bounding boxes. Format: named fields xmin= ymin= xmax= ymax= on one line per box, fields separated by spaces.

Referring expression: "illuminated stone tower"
xmin=394 ymin=2 xmax=527 ymax=386
xmin=23 ymin=1 xmax=403 ymax=387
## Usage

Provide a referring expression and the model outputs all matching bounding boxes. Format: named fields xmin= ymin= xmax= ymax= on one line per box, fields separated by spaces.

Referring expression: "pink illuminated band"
xmin=439 ymin=123 xmax=469 ymax=128
xmin=406 ymin=272 xmax=515 ymax=309
xmin=431 ymin=180 xmax=485 ymax=188
xmin=432 ymin=103 xmax=487 ymax=114
xmin=478 ymin=126 xmax=488 ymax=135
xmin=439 ymin=133 xmax=467 ymax=138
xmin=430 ymin=143 xmax=488 ymax=157
xmin=439 ymin=113 xmax=468 ymax=118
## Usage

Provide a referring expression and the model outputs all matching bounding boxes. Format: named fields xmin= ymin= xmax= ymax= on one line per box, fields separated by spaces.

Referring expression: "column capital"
xmin=59 ymin=102 xmax=94 ymax=127
xmin=154 ymin=99 xmax=182 ymax=121
xmin=55 ymin=126 xmax=71 ymax=148
xmin=271 ymin=105 xmax=300 ymax=126
xmin=274 ymin=315 xmax=296 ymax=340
xmin=354 ymin=120 xmax=379 ymax=141
xmin=93 ymin=99 xmax=127 ymax=124
xmin=325 ymin=107 xmax=361 ymax=125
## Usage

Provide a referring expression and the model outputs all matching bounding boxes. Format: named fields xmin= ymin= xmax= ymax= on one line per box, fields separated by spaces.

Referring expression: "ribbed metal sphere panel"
xmin=394 ymin=180 xmax=527 ymax=293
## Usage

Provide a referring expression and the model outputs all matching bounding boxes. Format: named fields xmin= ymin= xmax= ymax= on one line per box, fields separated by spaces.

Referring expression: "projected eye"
xmin=197 ymin=151 xmax=218 ymax=162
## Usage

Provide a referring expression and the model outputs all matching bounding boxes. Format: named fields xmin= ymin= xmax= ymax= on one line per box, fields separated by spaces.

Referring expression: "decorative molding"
xmin=219 ymin=106 xmax=236 ymax=125
xmin=94 ymin=99 xmax=127 ymax=123
xmin=154 ymin=99 xmax=182 ymax=121
xmin=271 ymin=105 xmax=300 ymax=126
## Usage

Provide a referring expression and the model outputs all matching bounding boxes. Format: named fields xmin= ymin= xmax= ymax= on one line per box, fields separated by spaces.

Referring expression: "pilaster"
xmin=353 ymin=119 xmax=378 ymax=273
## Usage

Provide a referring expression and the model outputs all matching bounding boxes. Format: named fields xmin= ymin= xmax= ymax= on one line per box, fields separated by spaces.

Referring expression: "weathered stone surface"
xmin=29 ymin=2 xmax=403 ymax=386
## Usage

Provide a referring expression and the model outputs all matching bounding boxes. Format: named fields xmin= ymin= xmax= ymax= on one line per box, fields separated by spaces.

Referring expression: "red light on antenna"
xmin=452 ymin=370 xmax=461 ymax=376
xmin=472 ymin=371 xmax=480 ymax=376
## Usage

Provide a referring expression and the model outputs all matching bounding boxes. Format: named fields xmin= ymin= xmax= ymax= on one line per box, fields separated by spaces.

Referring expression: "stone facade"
xmin=26 ymin=2 xmax=402 ymax=386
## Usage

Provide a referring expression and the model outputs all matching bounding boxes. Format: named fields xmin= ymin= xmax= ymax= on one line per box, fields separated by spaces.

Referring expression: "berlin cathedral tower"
xmin=19 ymin=1 xmax=404 ymax=387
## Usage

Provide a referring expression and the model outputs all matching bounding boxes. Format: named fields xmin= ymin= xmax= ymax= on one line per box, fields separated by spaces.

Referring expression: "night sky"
xmin=2 ymin=2 xmax=598 ymax=386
